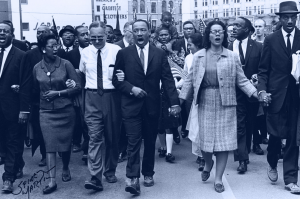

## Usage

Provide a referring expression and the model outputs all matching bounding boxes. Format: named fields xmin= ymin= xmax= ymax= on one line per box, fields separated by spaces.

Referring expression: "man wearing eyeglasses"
xmin=257 ymin=1 xmax=300 ymax=193
xmin=173 ymin=21 xmax=196 ymax=57
xmin=79 ymin=21 xmax=122 ymax=191
xmin=112 ymin=19 xmax=180 ymax=195
xmin=228 ymin=17 xmax=263 ymax=174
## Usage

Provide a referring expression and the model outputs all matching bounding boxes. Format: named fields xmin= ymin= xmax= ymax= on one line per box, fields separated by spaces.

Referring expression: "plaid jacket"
xmin=179 ymin=48 xmax=256 ymax=106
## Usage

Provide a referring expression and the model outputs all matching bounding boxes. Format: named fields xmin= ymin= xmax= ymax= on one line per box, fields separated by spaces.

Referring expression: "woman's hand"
xmin=66 ymin=79 xmax=76 ymax=88
xmin=116 ymin=70 xmax=125 ymax=81
xmin=43 ymin=90 xmax=59 ymax=101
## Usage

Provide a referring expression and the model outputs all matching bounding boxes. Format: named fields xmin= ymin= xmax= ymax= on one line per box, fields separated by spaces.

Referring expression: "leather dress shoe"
xmin=198 ymin=157 xmax=205 ymax=171
xmin=173 ymin=130 xmax=181 ymax=144
xmin=0 ymin=157 xmax=5 ymax=165
xmin=267 ymin=166 xmax=278 ymax=182
xmin=159 ymin=148 xmax=166 ymax=158
xmin=237 ymin=161 xmax=247 ymax=173
xmin=85 ymin=176 xmax=103 ymax=191
xmin=43 ymin=184 xmax=57 ymax=194
xmin=262 ymin=138 xmax=269 ymax=145
xmin=285 ymin=183 xmax=300 ymax=194
xmin=62 ymin=170 xmax=71 ymax=182
xmin=181 ymin=130 xmax=189 ymax=138
xmin=38 ymin=158 xmax=46 ymax=167
xmin=253 ymin=144 xmax=264 ymax=155
xmin=2 ymin=180 xmax=13 ymax=193
xmin=144 ymin=176 xmax=154 ymax=187
xmin=202 ymin=160 xmax=214 ymax=181
xmin=196 ymin=156 xmax=201 ymax=164
xmin=72 ymin=144 xmax=81 ymax=153
xmin=214 ymin=183 xmax=225 ymax=193
xmin=106 ymin=175 xmax=117 ymax=183
xmin=165 ymin=153 xmax=175 ymax=163
xmin=16 ymin=169 xmax=23 ymax=179
xmin=118 ymin=153 xmax=127 ymax=163
xmin=82 ymin=154 xmax=88 ymax=165
xmin=125 ymin=178 xmax=140 ymax=195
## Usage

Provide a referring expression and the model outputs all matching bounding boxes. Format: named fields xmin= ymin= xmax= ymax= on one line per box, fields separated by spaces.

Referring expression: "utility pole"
xmin=91 ymin=0 xmax=95 ymax=22
xmin=18 ymin=0 xmax=23 ymax=40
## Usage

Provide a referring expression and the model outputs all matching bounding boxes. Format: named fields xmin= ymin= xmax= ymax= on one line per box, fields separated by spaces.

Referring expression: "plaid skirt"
xmin=198 ymin=88 xmax=237 ymax=152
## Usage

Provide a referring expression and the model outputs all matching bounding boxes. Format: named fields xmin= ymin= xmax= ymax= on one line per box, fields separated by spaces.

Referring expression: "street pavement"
xmin=0 ymin=138 xmax=299 ymax=199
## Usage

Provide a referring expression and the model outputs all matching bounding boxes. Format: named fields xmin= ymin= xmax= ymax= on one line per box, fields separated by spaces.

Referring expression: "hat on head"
xmin=275 ymin=1 xmax=300 ymax=15
xmin=59 ymin=25 xmax=75 ymax=37
xmin=113 ymin=29 xmax=122 ymax=36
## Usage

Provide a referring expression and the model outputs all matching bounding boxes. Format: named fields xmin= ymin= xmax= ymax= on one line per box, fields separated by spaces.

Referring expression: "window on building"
xmin=261 ymin=5 xmax=264 ymax=14
xmin=162 ymin=0 xmax=167 ymax=12
xmin=274 ymin=4 xmax=277 ymax=13
xmin=169 ymin=1 xmax=174 ymax=11
xmin=213 ymin=10 xmax=215 ymax=17
xmin=215 ymin=0 xmax=218 ymax=5
xmin=95 ymin=15 xmax=100 ymax=21
xmin=249 ymin=7 xmax=252 ymax=15
xmin=179 ymin=3 xmax=182 ymax=14
xmin=234 ymin=0 xmax=236 ymax=3
xmin=21 ymin=0 xmax=28 ymax=4
xmin=133 ymin=0 xmax=138 ymax=12
xmin=215 ymin=10 xmax=218 ymax=17
xmin=151 ymin=20 xmax=157 ymax=29
xmin=195 ymin=0 xmax=197 ymax=7
xmin=179 ymin=21 xmax=182 ymax=32
xmin=223 ymin=0 xmax=228 ymax=4
xmin=254 ymin=6 xmax=256 ymax=13
xmin=258 ymin=6 xmax=260 ymax=14
xmin=270 ymin=4 xmax=273 ymax=13
xmin=205 ymin=10 xmax=208 ymax=18
xmin=151 ymin=2 xmax=156 ymax=13
xmin=195 ymin=11 xmax=198 ymax=19
xmin=231 ymin=8 xmax=233 ymax=16
xmin=203 ymin=0 xmax=208 ymax=6
xmin=140 ymin=0 xmax=145 ymax=13
xmin=226 ymin=9 xmax=229 ymax=16
xmin=237 ymin=8 xmax=240 ymax=15
xmin=223 ymin=9 xmax=225 ymax=17
xmin=237 ymin=0 xmax=240 ymax=3
xmin=246 ymin=7 xmax=248 ymax=15
xmin=210 ymin=10 xmax=212 ymax=17
xmin=97 ymin=6 xmax=100 ymax=12
xmin=234 ymin=8 xmax=236 ymax=16
xmin=22 ymin=23 xmax=29 ymax=31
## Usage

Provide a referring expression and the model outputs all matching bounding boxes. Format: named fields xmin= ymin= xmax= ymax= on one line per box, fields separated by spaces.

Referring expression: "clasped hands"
xmin=258 ymin=92 xmax=272 ymax=107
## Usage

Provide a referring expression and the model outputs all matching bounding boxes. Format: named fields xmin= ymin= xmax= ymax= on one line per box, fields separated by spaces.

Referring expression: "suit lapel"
xmin=292 ymin=28 xmax=300 ymax=54
xmin=1 ymin=46 xmax=15 ymax=77
xmin=244 ymin=39 xmax=253 ymax=66
xmin=131 ymin=45 xmax=145 ymax=76
xmin=277 ymin=30 xmax=289 ymax=55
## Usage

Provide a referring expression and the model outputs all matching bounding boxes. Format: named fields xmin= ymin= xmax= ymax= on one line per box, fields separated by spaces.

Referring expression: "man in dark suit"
xmin=228 ymin=17 xmax=263 ymax=174
xmin=114 ymin=21 xmax=134 ymax=163
xmin=0 ymin=22 xmax=30 ymax=193
xmin=257 ymin=1 xmax=300 ymax=193
xmin=112 ymin=19 xmax=180 ymax=195
xmin=65 ymin=25 xmax=89 ymax=163
xmin=2 ymin=20 xmax=27 ymax=52
xmin=173 ymin=21 xmax=196 ymax=57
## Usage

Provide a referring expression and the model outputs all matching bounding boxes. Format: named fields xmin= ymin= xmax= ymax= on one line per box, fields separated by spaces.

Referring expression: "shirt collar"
xmin=62 ymin=44 xmax=73 ymax=51
xmin=123 ymin=37 xmax=129 ymax=47
xmin=78 ymin=46 xmax=83 ymax=54
xmin=135 ymin=42 xmax=149 ymax=51
xmin=1 ymin=44 xmax=12 ymax=53
xmin=91 ymin=43 xmax=108 ymax=54
xmin=282 ymin=27 xmax=295 ymax=38
xmin=234 ymin=36 xmax=248 ymax=45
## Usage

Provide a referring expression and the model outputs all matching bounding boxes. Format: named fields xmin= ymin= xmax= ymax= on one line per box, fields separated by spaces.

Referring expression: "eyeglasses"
xmin=210 ymin=30 xmax=225 ymax=35
xmin=133 ymin=29 xmax=148 ymax=34
xmin=281 ymin=15 xmax=298 ymax=21
xmin=183 ymin=27 xmax=194 ymax=31
xmin=46 ymin=44 xmax=61 ymax=50
xmin=90 ymin=36 xmax=105 ymax=42
xmin=0 ymin=29 xmax=11 ymax=34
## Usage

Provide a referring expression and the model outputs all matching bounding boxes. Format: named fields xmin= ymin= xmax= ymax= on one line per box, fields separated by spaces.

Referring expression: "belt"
xmin=202 ymin=86 xmax=219 ymax=89
xmin=85 ymin=88 xmax=116 ymax=93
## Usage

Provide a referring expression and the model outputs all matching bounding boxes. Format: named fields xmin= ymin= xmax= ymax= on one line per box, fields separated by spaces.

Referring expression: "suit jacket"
xmin=228 ymin=38 xmax=263 ymax=103
xmin=179 ymin=48 xmax=256 ymax=106
xmin=0 ymin=46 xmax=26 ymax=121
xmin=114 ymin=40 xmax=126 ymax=49
xmin=13 ymin=39 xmax=28 ymax=52
xmin=66 ymin=47 xmax=81 ymax=69
xmin=257 ymin=28 xmax=300 ymax=113
xmin=173 ymin=38 xmax=189 ymax=57
xmin=112 ymin=44 xmax=179 ymax=118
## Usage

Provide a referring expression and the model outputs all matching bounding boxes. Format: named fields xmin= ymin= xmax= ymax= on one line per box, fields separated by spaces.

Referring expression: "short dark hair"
xmin=0 ymin=21 xmax=14 ymax=34
xmin=238 ymin=17 xmax=254 ymax=32
xmin=203 ymin=20 xmax=228 ymax=49
xmin=156 ymin=26 xmax=170 ymax=34
xmin=74 ymin=25 xmax=85 ymax=36
xmin=183 ymin=21 xmax=196 ymax=31
xmin=189 ymin=33 xmax=203 ymax=49
xmin=132 ymin=19 xmax=150 ymax=30
xmin=161 ymin=11 xmax=172 ymax=19
xmin=89 ymin=21 xmax=106 ymax=30
xmin=40 ymin=33 xmax=57 ymax=48
xmin=106 ymin=25 xmax=114 ymax=31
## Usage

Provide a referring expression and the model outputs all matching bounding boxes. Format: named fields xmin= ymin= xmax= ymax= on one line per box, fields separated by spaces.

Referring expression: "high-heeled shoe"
xmin=201 ymin=160 xmax=214 ymax=181
xmin=43 ymin=184 xmax=57 ymax=194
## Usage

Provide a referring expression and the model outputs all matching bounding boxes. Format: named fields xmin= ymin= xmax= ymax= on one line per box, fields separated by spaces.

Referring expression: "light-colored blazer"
xmin=179 ymin=48 xmax=256 ymax=106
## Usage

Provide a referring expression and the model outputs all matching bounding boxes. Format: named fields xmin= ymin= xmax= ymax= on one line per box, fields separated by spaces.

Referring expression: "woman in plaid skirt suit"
xmin=179 ymin=21 xmax=258 ymax=193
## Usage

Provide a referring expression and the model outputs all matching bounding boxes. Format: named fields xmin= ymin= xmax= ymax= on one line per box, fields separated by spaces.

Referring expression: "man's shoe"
xmin=39 ymin=158 xmax=46 ymax=167
xmin=253 ymin=144 xmax=264 ymax=155
xmin=181 ymin=130 xmax=189 ymax=138
xmin=84 ymin=176 xmax=103 ymax=191
xmin=125 ymin=178 xmax=140 ymax=195
xmin=43 ymin=184 xmax=57 ymax=194
xmin=237 ymin=161 xmax=247 ymax=173
xmin=106 ymin=175 xmax=117 ymax=183
xmin=72 ymin=144 xmax=81 ymax=153
xmin=267 ymin=166 xmax=278 ymax=182
xmin=144 ymin=176 xmax=154 ymax=187
xmin=196 ymin=156 xmax=201 ymax=164
xmin=165 ymin=153 xmax=175 ymax=163
xmin=118 ymin=153 xmax=127 ymax=163
xmin=198 ymin=157 xmax=205 ymax=171
xmin=158 ymin=148 xmax=166 ymax=158
xmin=0 ymin=157 xmax=5 ymax=165
xmin=245 ymin=159 xmax=250 ymax=165
xmin=16 ymin=169 xmax=23 ymax=179
xmin=262 ymin=138 xmax=269 ymax=145
xmin=2 ymin=181 xmax=13 ymax=193
xmin=173 ymin=135 xmax=181 ymax=144
xmin=285 ymin=183 xmax=300 ymax=194
xmin=202 ymin=160 xmax=214 ymax=181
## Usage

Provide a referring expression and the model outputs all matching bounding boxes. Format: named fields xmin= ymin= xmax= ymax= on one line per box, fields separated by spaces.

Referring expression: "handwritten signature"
xmin=12 ymin=166 xmax=55 ymax=198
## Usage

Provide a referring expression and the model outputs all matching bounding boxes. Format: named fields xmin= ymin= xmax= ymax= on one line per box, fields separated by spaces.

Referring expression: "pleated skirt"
xmin=198 ymin=88 xmax=237 ymax=152
xmin=40 ymin=105 xmax=75 ymax=152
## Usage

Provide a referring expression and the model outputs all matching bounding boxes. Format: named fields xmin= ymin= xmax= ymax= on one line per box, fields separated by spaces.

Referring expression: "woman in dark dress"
xmin=33 ymin=33 xmax=81 ymax=194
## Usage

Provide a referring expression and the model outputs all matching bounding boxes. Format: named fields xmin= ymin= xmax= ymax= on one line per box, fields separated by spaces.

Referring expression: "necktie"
xmin=140 ymin=47 xmax=145 ymax=74
xmin=97 ymin=49 xmax=103 ymax=96
xmin=0 ymin=48 xmax=5 ymax=74
xmin=287 ymin=33 xmax=291 ymax=56
xmin=66 ymin=47 xmax=69 ymax=52
xmin=238 ymin=40 xmax=245 ymax=66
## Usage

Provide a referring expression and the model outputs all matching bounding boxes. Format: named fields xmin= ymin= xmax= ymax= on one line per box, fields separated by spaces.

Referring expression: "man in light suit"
xmin=112 ymin=19 xmax=180 ymax=195
xmin=257 ymin=1 xmax=300 ymax=194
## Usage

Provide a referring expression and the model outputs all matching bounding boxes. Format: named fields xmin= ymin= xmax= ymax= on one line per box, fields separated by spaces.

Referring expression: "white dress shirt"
xmin=62 ymin=44 xmax=73 ymax=52
xmin=233 ymin=37 xmax=248 ymax=58
xmin=184 ymin=38 xmax=188 ymax=52
xmin=136 ymin=42 xmax=149 ymax=74
xmin=79 ymin=43 xmax=121 ymax=89
xmin=281 ymin=27 xmax=295 ymax=48
xmin=123 ymin=38 xmax=129 ymax=47
xmin=0 ymin=44 xmax=12 ymax=78
xmin=183 ymin=53 xmax=194 ymax=74
xmin=78 ymin=46 xmax=83 ymax=55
